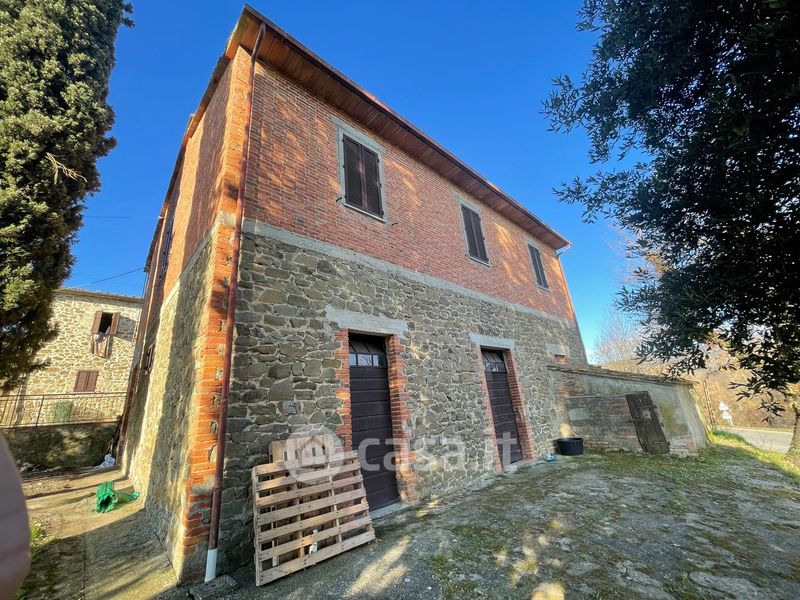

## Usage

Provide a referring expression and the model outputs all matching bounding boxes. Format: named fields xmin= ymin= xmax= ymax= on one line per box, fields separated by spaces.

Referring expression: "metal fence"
xmin=0 ymin=392 xmax=126 ymax=428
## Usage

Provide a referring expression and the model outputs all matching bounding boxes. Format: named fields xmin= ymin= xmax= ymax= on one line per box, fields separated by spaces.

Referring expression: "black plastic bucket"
xmin=555 ymin=437 xmax=584 ymax=456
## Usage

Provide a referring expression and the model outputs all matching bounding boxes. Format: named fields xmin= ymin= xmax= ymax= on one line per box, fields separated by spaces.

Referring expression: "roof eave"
xmin=232 ymin=4 xmax=570 ymax=250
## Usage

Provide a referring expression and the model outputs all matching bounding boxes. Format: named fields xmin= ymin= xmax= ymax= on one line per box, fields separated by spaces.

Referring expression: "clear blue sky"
xmin=65 ymin=0 xmax=622 ymax=356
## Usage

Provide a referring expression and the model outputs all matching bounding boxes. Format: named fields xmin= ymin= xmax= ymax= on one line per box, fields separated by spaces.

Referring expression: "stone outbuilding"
xmin=120 ymin=6 xmax=706 ymax=582
xmin=2 ymin=287 xmax=141 ymax=424
xmin=1 ymin=288 xmax=141 ymax=467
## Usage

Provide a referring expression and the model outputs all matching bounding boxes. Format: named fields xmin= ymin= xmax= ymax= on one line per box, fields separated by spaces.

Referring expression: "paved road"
xmin=723 ymin=427 xmax=792 ymax=453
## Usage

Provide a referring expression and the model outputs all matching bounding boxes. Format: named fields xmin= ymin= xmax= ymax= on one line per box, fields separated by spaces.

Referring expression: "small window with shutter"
xmin=528 ymin=244 xmax=549 ymax=289
xmin=158 ymin=217 xmax=174 ymax=281
xmin=459 ymin=201 xmax=489 ymax=264
xmin=91 ymin=311 xmax=120 ymax=335
xmin=74 ymin=370 xmax=99 ymax=393
xmin=337 ymin=123 xmax=385 ymax=219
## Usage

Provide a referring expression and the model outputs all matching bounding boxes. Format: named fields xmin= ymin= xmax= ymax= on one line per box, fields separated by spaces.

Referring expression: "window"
xmin=348 ymin=337 xmax=388 ymax=367
xmin=528 ymin=244 xmax=549 ymax=289
xmin=91 ymin=311 xmax=119 ymax=335
xmin=143 ymin=342 xmax=156 ymax=374
xmin=158 ymin=218 xmax=174 ymax=280
xmin=74 ymin=370 xmax=99 ymax=393
xmin=341 ymin=134 xmax=383 ymax=218
xmin=482 ymin=350 xmax=507 ymax=373
xmin=460 ymin=203 xmax=489 ymax=263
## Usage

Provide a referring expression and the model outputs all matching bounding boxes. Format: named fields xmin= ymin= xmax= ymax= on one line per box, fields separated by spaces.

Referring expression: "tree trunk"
xmin=788 ymin=402 xmax=800 ymax=465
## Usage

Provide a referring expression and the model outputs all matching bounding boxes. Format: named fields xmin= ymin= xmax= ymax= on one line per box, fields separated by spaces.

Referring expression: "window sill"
xmin=339 ymin=199 xmax=387 ymax=224
xmin=467 ymin=254 xmax=491 ymax=268
xmin=537 ymin=284 xmax=551 ymax=293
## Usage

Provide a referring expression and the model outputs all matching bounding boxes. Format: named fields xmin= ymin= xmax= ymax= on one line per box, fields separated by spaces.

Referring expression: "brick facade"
xmin=122 ymin=12 xmax=592 ymax=582
xmin=246 ymin=62 xmax=577 ymax=323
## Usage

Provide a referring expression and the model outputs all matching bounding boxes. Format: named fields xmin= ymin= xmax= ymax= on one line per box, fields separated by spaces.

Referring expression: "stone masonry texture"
xmin=123 ymin=39 xmax=592 ymax=582
xmin=10 ymin=288 xmax=141 ymax=396
xmin=1 ymin=289 xmax=141 ymax=428
xmin=549 ymin=365 xmax=707 ymax=457
xmin=215 ymin=228 xmax=587 ymax=570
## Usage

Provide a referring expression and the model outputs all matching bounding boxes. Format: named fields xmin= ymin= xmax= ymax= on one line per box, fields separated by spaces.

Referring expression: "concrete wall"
xmin=550 ymin=365 xmax=708 ymax=456
xmin=11 ymin=288 xmax=141 ymax=396
xmin=4 ymin=423 xmax=117 ymax=469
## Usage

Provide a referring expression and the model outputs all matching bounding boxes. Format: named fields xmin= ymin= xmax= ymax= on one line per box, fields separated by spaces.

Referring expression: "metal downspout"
xmin=205 ymin=22 xmax=266 ymax=583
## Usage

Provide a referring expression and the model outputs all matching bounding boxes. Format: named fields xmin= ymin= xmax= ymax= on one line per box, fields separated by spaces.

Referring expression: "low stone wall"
xmin=550 ymin=365 xmax=708 ymax=456
xmin=3 ymin=422 xmax=117 ymax=468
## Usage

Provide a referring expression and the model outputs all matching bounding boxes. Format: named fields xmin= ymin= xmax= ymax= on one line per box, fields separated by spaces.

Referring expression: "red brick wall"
xmin=245 ymin=63 xmax=577 ymax=322
xmin=504 ymin=350 xmax=537 ymax=461
xmin=124 ymin=49 xmax=253 ymax=579
xmin=386 ymin=335 xmax=417 ymax=503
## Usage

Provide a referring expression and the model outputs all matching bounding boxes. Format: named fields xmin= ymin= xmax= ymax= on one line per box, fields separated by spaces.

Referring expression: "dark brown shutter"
xmin=91 ymin=310 xmax=103 ymax=334
xmin=470 ymin=210 xmax=488 ymax=262
xmin=74 ymin=371 xmax=98 ymax=392
xmin=529 ymin=245 xmax=548 ymax=288
xmin=87 ymin=371 xmax=98 ymax=392
xmin=461 ymin=205 xmax=479 ymax=258
xmin=74 ymin=371 xmax=86 ymax=392
xmin=362 ymin=147 xmax=382 ymax=216
xmin=110 ymin=312 xmax=120 ymax=335
xmin=462 ymin=205 xmax=488 ymax=262
xmin=343 ymin=136 xmax=364 ymax=210
xmin=159 ymin=219 xmax=174 ymax=280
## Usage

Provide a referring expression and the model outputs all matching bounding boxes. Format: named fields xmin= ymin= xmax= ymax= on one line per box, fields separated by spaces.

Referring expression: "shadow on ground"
xmin=21 ymin=443 xmax=800 ymax=599
xmin=20 ymin=468 xmax=176 ymax=600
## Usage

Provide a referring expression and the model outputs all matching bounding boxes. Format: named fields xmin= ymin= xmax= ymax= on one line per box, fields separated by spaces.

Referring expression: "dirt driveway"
xmin=19 ymin=440 xmax=800 ymax=599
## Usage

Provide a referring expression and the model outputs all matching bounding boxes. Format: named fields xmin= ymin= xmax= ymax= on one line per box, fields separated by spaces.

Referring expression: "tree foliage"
xmin=545 ymin=1 xmax=799 ymax=400
xmin=0 ymin=0 xmax=131 ymax=388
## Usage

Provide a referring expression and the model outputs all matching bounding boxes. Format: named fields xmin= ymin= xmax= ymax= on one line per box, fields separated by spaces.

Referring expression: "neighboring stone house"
xmin=1 ymin=288 xmax=141 ymax=427
xmin=120 ymin=7 xmax=703 ymax=582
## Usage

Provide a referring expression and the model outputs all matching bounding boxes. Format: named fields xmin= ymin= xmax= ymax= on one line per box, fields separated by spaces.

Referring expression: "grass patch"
xmin=592 ymin=431 xmax=800 ymax=490
xmin=592 ymin=450 xmax=727 ymax=487
xmin=708 ymin=429 xmax=800 ymax=486
xmin=15 ymin=522 xmax=56 ymax=600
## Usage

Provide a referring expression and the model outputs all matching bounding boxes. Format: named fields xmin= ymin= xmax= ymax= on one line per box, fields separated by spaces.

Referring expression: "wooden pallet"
xmin=252 ymin=434 xmax=375 ymax=585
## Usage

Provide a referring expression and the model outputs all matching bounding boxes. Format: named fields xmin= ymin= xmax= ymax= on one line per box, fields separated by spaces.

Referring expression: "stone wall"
xmin=0 ymin=394 xmax=125 ymax=428
xmin=4 ymin=423 xmax=117 ymax=469
xmin=122 ymin=230 xmax=216 ymax=578
xmin=550 ymin=365 xmax=708 ymax=456
xmin=215 ymin=221 xmax=587 ymax=570
xmin=10 ymin=288 xmax=141 ymax=396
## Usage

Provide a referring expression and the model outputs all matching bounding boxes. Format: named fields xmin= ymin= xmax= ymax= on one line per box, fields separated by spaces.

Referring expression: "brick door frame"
xmin=476 ymin=345 xmax=537 ymax=471
xmin=334 ymin=328 xmax=417 ymax=504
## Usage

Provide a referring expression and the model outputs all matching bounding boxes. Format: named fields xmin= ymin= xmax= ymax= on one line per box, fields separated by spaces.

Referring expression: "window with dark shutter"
xmin=74 ymin=370 xmax=99 ymax=393
xmin=529 ymin=245 xmax=549 ymax=289
xmin=342 ymin=135 xmax=383 ymax=218
xmin=91 ymin=311 xmax=118 ymax=335
xmin=460 ymin=204 xmax=488 ymax=263
xmin=158 ymin=218 xmax=174 ymax=281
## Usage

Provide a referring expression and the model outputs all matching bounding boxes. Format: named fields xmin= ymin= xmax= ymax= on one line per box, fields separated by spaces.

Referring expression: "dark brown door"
xmin=626 ymin=392 xmax=670 ymax=454
xmin=349 ymin=335 xmax=400 ymax=510
xmin=483 ymin=350 xmax=523 ymax=467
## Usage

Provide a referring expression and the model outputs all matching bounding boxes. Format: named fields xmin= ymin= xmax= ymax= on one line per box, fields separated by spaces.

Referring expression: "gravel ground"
xmin=19 ymin=439 xmax=800 ymax=599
